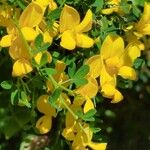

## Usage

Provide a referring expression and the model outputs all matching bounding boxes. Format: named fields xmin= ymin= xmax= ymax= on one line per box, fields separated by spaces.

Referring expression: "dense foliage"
xmin=0 ymin=0 xmax=150 ymax=149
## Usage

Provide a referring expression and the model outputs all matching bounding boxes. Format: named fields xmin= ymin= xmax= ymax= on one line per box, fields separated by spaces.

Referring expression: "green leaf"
xmin=68 ymin=62 xmax=76 ymax=78
xmin=82 ymin=109 xmax=96 ymax=122
xmin=91 ymin=127 xmax=101 ymax=133
xmin=132 ymin=5 xmax=141 ymax=18
xmin=1 ymin=80 xmax=12 ymax=90
xmin=40 ymin=53 xmax=48 ymax=66
xmin=73 ymin=78 xmax=88 ymax=88
xmin=35 ymin=33 xmax=43 ymax=48
xmin=41 ymin=68 xmax=57 ymax=76
xmin=133 ymin=58 xmax=144 ymax=69
xmin=47 ymin=8 xmax=61 ymax=21
xmin=11 ymin=89 xmax=19 ymax=105
xmin=49 ymin=88 xmax=62 ymax=109
xmin=91 ymin=0 xmax=104 ymax=12
xmin=20 ymin=91 xmax=31 ymax=108
xmin=73 ymin=65 xmax=89 ymax=79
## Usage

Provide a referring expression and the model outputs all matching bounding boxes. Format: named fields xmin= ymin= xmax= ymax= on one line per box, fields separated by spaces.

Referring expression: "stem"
xmin=59 ymin=95 xmax=78 ymax=120
xmin=47 ymin=75 xmax=78 ymax=120
xmin=12 ymin=17 xmax=32 ymax=57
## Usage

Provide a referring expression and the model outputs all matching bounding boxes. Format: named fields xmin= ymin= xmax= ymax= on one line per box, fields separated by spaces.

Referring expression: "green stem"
xmin=59 ymin=95 xmax=78 ymax=120
xmin=47 ymin=75 xmax=78 ymax=120
xmin=12 ymin=17 xmax=32 ymax=57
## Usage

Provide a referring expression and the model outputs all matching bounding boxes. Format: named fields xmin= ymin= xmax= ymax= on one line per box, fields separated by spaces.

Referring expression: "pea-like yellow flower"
xmin=0 ymin=1 xmax=56 ymax=77
xmin=135 ymin=2 xmax=150 ymax=37
xmin=36 ymin=95 xmax=56 ymax=134
xmin=62 ymin=105 xmax=107 ymax=150
xmin=59 ymin=5 xmax=94 ymax=50
xmin=86 ymin=34 xmax=141 ymax=103
xmin=75 ymin=76 xmax=98 ymax=113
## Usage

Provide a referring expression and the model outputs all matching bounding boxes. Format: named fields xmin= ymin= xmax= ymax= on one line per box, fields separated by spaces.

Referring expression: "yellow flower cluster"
xmin=0 ymin=1 xmax=149 ymax=149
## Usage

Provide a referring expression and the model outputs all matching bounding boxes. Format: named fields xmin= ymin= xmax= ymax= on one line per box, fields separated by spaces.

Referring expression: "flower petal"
xmin=101 ymin=84 xmax=116 ymax=98
xmin=111 ymin=90 xmax=123 ymax=103
xmin=76 ymin=76 xmax=98 ymax=98
xmin=9 ymin=36 xmax=30 ymax=60
xmin=88 ymin=142 xmax=107 ymax=150
xmin=36 ymin=115 xmax=52 ymax=134
xmin=37 ymin=95 xmax=56 ymax=116
xmin=19 ymin=2 xmax=43 ymax=27
xmin=49 ymin=0 xmax=58 ymax=11
xmin=75 ymin=9 xmax=92 ymax=33
xmin=60 ymin=30 xmax=76 ymax=50
xmin=84 ymin=96 xmax=94 ymax=113
xmin=0 ymin=34 xmax=12 ymax=47
xmin=21 ymin=27 xmax=37 ymax=41
xmin=34 ymin=51 xmax=52 ymax=65
xmin=62 ymin=127 xmax=75 ymax=141
xmin=101 ymin=34 xmax=124 ymax=60
xmin=12 ymin=59 xmax=33 ymax=77
xmin=85 ymin=55 xmax=102 ymax=78
xmin=60 ymin=5 xmax=80 ymax=33
xmin=76 ymin=33 xmax=94 ymax=48
xmin=100 ymin=65 xmax=116 ymax=87
xmin=118 ymin=66 xmax=137 ymax=80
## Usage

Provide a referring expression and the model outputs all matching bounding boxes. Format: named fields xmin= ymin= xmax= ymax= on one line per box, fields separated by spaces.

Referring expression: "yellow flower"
xmin=36 ymin=95 xmax=56 ymax=134
xmin=46 ymin=60 xmax=71 ymax=108
xmin=75 ymin=76 xmax=98 ymax=113
xmin=0 ymin=1 xmax=56 ymax=77
xmin=86 ymin=34 xmax=141 ymax=103
xmin=62 ymin=104 xmax=107 ymax=150
xmin=135 ymin=2 xmax=150 ymax=37
xmin=59 ymin=5 xmax=94 ymax=50
xmin=101 ymin=0 xmax=122 ymax=15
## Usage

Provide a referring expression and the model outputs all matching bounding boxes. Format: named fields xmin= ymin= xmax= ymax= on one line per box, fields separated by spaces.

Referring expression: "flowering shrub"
xmin=0 ymin=0 xmax=150 ymax=149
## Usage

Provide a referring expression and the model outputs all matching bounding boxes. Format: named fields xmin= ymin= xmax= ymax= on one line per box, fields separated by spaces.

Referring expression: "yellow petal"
xmin=12 ymin=59 xmax=33 ymax=77
xmin=118 ymin=66 xmax=137 ymax=80
xmin=73 ymin=96 xmax=85 ymax=106
xmin=85 ymin=55 xmax=102 ymax=78
xmin=75 ymin=9 xmax=92 ymax=33
xmin=37 ymin=95 xmax=56 ymax=116
xmin=76 ymin=76 xmax=98 ymax=98
xmin=76 ymin=33 xmax=94 ymax=48
xmin=33 ymin=0 xmax=50 ymax=7
xmin=21 ymin=27 xmax=37 ymax=41
xmin=84 ymin=96 xmax=94 ymax=113
xmin=36 ymin=115 xmax=52 ymax=134
xmin=55 ymin=60 xmax=66 ymax=72
xmin=9 ymin=36 xmax=30 ymax=60
xmin=111 ymin=90 xmax=123 ymax=103
xmin=60 ymin=30 xmax=76 ymax=50
xmin=101 ymin=7 xmax=119 ymax=15
xmin=49 ymin=0 xmax=58 ymax=11
xmin=101 ymin=84 xmax=116 ymax=98
xmin=34 ymin=51 xmax=52 ymax=65
xmin=126 ymin=44 xmax=141 ymax=65
xmin=88 ymin=142 xmax=107 ymax=150
xmin=101 ymin=34 xmax=124 ymax=60
xmin=62 ymin=127 xmax=75 ymax=141
xmin=19 ymin=2 xmax=43 ymax=27
xmin=59 ymin=5 xmax=80 ymax=33
xmin=138 ymin=2 xmax=150 ymax=24
xmin=43 ymin=31 xmax=53 ymax=43
xmin=65 ymin=106 xmax=76 ymax=127
xmin=0 ymin=34 xmax=12 ymax=47
xmin=100 ymin=65 xmax=116 ymax=87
